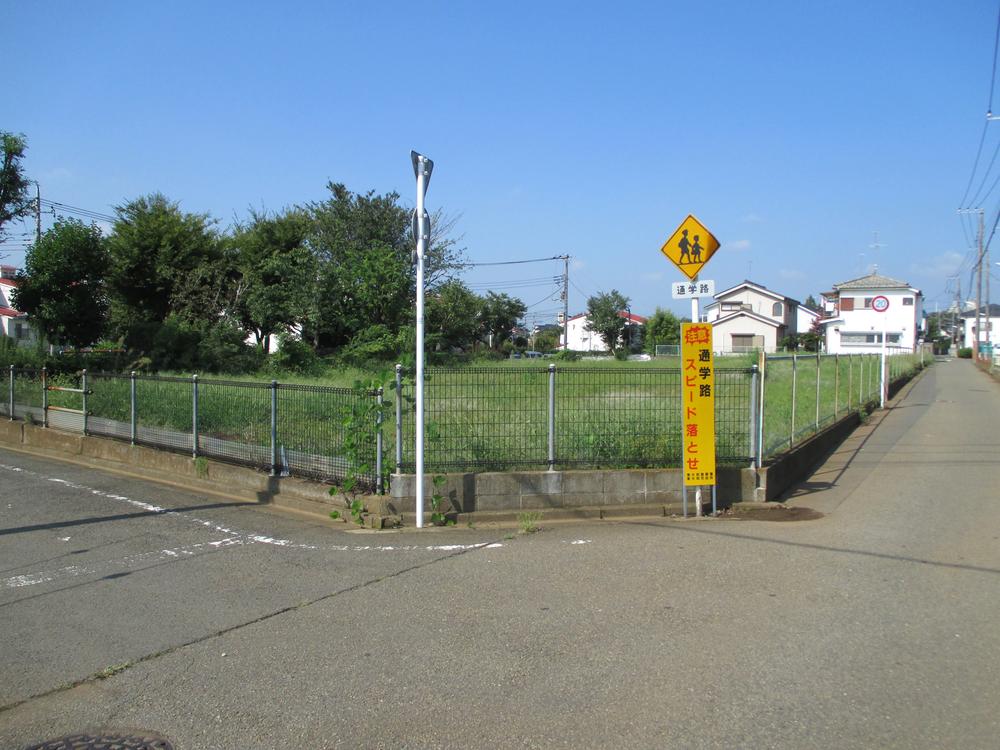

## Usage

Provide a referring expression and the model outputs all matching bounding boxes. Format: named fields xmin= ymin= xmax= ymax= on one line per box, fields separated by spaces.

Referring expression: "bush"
xmin=339 ymin=325 xmax=402 ymax=366
xmin=958 ymin=347 xmax=973 ymax=359
xmin=269 ymin=334 xmax=323 ymax=375
xmin=555 ymin=349 xmax=581 ymax=362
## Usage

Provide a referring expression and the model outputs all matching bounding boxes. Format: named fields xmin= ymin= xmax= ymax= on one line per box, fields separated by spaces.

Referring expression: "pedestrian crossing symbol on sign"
xmin=660 ymin=214 xmax=720 ymax=281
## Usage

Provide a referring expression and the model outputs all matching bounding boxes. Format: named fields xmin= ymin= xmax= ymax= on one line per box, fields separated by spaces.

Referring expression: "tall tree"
xmin=426 ymin=279 xmax=481 ymax=351
xmin=0 ymin=132 xmax=32 ymax=241
xmin=11 ymin=219 xmax=108 ymax=348
xmin=586 ymin=289 xmax=630 ymax=353
xmin=307 ymin=183 xmax=413 ymax=348
xmin=105 ymin=194 xmax=226 ymax=346
xmin=803 ymin=294 xmax=820 ymax=312
xmin=643 ymin=307 xmax=681 ymax=354
xmin=229 ymin=209 xmax=316 ymax=352
xmin=479 ymin=291 xmax=526 ymax=349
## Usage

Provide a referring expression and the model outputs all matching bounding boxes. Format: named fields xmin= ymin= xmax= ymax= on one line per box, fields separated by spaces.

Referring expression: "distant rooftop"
xmin=832 ymin=272 xmax=914 ymax=291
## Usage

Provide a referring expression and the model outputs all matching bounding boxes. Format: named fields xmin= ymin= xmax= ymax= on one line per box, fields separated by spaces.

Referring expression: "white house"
xmin=0 ymin=269 xmax=37 ymax=348
xmin=702 ymin=280 xmax=819 ymax=353
xmin=819 ymin=273 xmax=923 ymax=354
xmin=560 ymin=311 xmax=647 ymax=352
xmin=960 ymin=304 xmax=1000 ymax=352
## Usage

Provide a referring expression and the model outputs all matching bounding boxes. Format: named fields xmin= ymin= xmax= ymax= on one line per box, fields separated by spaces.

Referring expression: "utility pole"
xmin=959 ymin=208 xmax=985 ymax=358
xmin=560 ymin=254 xmax=569 ymax=349
xmin=34 ymin=181 xmax=41 ymax=247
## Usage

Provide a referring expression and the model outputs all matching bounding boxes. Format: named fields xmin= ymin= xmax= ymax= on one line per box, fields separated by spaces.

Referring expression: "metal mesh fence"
xmin=7 ymin=369 xmax=378 ymax=488
xmin=398 ymin=366 xmax=755 ymax=472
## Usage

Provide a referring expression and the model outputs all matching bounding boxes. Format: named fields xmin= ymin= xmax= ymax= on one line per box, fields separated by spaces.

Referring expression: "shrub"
xmin=958 ymin=347 xmax=973 ymax=359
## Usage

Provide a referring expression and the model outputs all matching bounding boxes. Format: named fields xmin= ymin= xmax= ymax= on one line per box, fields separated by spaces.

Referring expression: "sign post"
xmin=411 ymin=151 xmax=433 ymax=528
xmin=872 ymin=294 xmax=889 ymax=408
xmin=681 ymin=323 xmax=716 ymax=517
xmin=661 ymin=215 xmax=721 ymax=517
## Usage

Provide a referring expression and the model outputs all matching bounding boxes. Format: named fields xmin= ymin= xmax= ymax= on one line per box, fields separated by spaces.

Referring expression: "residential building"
xmin=0 ymin=268 xmax=37 ymax=348
xmin=702 ymin=280 xmax=819 ymax=353
xmin=819 ymin=273 xmax=923 ymax=353
xmin=960 ymin=303 xmax=1000 ymax=352
xmin=559 ymin=311 xmax=647 ymax=352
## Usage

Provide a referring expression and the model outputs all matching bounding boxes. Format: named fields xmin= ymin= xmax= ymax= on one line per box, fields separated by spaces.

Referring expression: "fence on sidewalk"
xmin=0 ymin=350 xmax=929 ymax=487
xmin=0 ymin=367 xmax=384 ymax=492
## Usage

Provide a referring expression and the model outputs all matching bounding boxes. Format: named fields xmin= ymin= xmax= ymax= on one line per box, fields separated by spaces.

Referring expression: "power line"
xmin=462 ymin=255 xmax=566 ymax=267
xmin=39 ymin=199 xmax=116 ymax=224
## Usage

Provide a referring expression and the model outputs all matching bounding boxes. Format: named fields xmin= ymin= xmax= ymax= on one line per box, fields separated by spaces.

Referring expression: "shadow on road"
xmin=0 ymin=502 xmax=255 ymax=537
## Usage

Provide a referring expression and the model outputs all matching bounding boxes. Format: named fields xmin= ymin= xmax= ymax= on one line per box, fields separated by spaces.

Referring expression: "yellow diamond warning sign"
xmin=660 ymin=214 xmax=720 ymax=281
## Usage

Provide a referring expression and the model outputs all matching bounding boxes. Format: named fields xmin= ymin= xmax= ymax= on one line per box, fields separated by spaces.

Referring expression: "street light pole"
xmin=411 ymin=151 xmax=433 ymax=528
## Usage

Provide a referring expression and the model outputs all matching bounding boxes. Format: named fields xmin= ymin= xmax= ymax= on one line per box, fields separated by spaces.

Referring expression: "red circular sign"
xmin=871 ymin=295 xmax=890 ymax=313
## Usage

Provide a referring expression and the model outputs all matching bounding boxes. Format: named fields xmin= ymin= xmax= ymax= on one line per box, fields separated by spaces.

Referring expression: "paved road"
xmin=1 ymin=358 xmax=998 ymax=749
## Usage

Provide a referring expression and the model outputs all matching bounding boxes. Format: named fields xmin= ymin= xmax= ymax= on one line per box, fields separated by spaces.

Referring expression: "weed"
xmin=194 ymin=456 xmax=209 ymax=478
xmin=97 ymin=663 xmax=129 ymax=679
xmin=518 ymin=511 xmax=542 ymax=533
xmin=429 ymin=474 xmax=448 ymax=526
xmin=329 ymin=510 xmax=341 ymax=520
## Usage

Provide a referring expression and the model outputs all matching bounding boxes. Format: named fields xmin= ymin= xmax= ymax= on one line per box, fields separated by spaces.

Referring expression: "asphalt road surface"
xmin=1 ymin=357 xmax=998 ymax=749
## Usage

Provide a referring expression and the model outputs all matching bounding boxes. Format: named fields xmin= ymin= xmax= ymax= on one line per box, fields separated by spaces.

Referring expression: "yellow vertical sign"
xmin=681 ymin=322 xmax=716 ymax=485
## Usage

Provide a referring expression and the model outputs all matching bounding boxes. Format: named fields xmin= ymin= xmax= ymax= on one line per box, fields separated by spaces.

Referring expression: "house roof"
xmin=0 ymin=306 xmax=25 ymax=318
xmin=0 ymin=278 xmax=17 ymax=287
xmin=959 ymin=303 xmax=1000 ymax=318
xmin=832 ymin=273 xmax=914 ymax=291
xmin=711 ymin=308 xmax=783 ymax=329
xmin=712 ymin=279 xmax=797 ymax=305
xmin=565 ymin=311 xmax=647 ymax=324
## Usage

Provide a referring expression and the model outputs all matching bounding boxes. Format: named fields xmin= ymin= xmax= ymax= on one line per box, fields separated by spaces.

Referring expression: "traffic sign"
xmin=671 ymin=279 xmax=716 ymax=299
xmin=871 ymin=295 xmax=890 ymax=312
xmin=660 ymin=214 xmax=720 ymax=281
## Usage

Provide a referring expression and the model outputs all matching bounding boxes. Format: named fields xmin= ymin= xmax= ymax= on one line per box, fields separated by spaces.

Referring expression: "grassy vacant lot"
xmin=6 ymin=352 xmax=929 ymax=477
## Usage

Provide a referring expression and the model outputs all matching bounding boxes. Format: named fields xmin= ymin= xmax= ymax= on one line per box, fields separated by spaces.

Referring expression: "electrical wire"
xmin=462 ymin=255 xmax=566 ymax=267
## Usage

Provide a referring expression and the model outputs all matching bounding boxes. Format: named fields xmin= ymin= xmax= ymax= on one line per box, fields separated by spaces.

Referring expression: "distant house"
xmin=819 ymin=273 xmax=923 ymax=353
xmin=960 ymin=303 xmax=1000 ymax=352
xmin=702 ymin=280 xmax=819 ymax=353
xmin=559 ymin=311 xmax=647 ymax=352
xmin=0 ymin=267 xmax=37 ymax=348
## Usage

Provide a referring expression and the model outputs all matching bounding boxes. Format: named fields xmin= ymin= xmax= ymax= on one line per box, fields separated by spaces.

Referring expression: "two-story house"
xmin=960 ymin=303 xmax=1000 ymax=353
xmin=559 ymin=311 xmax=647 ymax=352
xmin=702 ymin=280 xmax=818 ymax=353
xmin=819 ymin=273 xmax=923 ymax=353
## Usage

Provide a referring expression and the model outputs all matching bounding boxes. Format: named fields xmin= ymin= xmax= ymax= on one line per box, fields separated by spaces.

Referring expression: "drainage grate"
xmin=25 ymin=733 xmax=173 ymax=750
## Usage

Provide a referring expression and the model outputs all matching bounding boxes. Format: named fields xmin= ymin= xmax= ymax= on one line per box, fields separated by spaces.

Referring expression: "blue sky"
xmin=5 ymin=0 xmax=999 ymax=325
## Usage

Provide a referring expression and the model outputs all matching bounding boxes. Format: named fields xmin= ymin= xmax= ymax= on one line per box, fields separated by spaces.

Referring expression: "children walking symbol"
xmin=691 ymin=235 xmax=703 ymax=263
xmin=677 ymin=229 xmax=692 ymax=263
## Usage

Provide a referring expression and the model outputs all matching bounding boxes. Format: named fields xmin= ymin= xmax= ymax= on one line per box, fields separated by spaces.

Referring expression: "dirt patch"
xmin=720 ymin=504 xmax=824 ymax=522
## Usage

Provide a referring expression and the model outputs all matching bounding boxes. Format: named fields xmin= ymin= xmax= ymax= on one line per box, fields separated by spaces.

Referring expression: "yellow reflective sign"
xmin=660 ymin=214 xmax=720 ymax=281
xmin=681 ymin=322 xmax=716 ymax=485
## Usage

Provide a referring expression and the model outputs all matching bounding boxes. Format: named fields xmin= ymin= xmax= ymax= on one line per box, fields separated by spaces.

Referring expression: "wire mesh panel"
xmin=87 ymin=373 xmax=132 ymax=440
xmin=134 ymin=376 xmax=194 ymax=453
xmin=714 ymin=368 xmax=754 ymax=463
xmin=761 ymin=355 xmax=794 ymax=456
xmin=556 ymin=367 xmax=680 ymax=468
xmin=277 ymin=383 xmax=377 ymax=487
xmin=400 ymin=367 xmax=549 ymax=472
xmin=197 ymin=379 xmax=272 ymax=469
xmin=12 ymin=368 xmax=44 ymax=422
xmin=793 ymin=356 xmax=819 ymax=442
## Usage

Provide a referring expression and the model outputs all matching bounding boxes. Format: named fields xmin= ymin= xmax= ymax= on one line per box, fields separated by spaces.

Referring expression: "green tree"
xmin=11 ymin=219 xmax=108 ymax=348
xmin=803 ymin=294 xmax=821 ymax=312
xmin=426 ymin=279 xmax=481 ymax=351
xmin=307 ymin=183 xmax=412 ymax=348
xmin=105 ymin=194 xmax=226 ymax=347
xmin=230 ymin=209 xmax=316 ymax=352
xmin=586 ymin=290 xmax=630 ymax=353
xmin=479 ymin=291 xmax=526 ymax=349
xmin=0 ymin=132 xmax=32 ymax=241
xmin=534 ymin=327 xmax=561 ymax=352
xmin=643 ymin=307 xmax=681 ymax=354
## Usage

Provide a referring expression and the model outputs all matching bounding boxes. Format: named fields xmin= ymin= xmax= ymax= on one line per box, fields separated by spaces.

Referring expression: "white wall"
xmin=963 ymin=316 xmax=1000 ymax=349
xmin=712 ymin=316 xmax=778 ymax=353
xmin=564 ymin=315 xmax=608 ymax=352
xmin=825 ymin=289 xmax=921 ymax=353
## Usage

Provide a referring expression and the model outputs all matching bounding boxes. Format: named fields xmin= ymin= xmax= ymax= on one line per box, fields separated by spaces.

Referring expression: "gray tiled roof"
xmin=833 ymin=273 xmax=913 ymax=290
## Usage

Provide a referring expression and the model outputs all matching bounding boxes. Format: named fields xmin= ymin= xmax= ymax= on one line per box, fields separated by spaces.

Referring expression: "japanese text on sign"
xmin=681 ymin=322 xmax=716 ymax=485
xmin=671 ymin=279 xmax=716 ymax=299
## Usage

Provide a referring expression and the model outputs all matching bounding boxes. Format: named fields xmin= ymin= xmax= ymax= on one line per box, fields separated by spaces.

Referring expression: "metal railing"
xmin=2 ymin=368 xmax=385 ymax=492
xmin=395 ymin=364 xmax=758 ymax=473
xmin=1 ymin=350 xmax=930 ymax=486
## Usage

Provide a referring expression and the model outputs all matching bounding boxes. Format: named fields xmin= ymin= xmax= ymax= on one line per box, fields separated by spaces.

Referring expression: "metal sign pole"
xmin=690 ymin=277 xmax=702 ymax=517
xmin=411 ymin=151 xmax=433 ymax=528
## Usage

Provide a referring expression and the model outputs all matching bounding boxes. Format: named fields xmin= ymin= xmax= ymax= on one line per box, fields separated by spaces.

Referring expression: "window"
xmin=772 ymin=302 xmax=783 ymax=316
xmin=902 ymin=297 xmax=914 ymax=306
xmin=840 ymin=332 xmax=901 ymax=345
xmin=840 ymin=297 xmax=855 ymax=311
xmin=722 ymin=302 xmax=742 ymax=312
xmin=863 ymin=297 xmax=874 ymax=309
